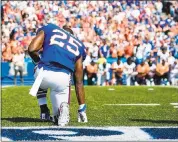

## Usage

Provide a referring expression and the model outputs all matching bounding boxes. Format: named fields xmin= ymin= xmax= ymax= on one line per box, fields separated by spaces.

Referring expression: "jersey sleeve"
xmin=81 ymin=45 xmax=86 ymax=61
xmin=36 ymin=27 xmax=44 ymax=35
xmin=36 ymin=24 xmax=49 ymax=35
xmin=76 ymin=43 xmax=86 ymax=62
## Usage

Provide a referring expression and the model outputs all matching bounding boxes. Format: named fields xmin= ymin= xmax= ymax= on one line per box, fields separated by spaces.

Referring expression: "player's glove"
xmin=78 ymin=104 xmax=88 ymax=123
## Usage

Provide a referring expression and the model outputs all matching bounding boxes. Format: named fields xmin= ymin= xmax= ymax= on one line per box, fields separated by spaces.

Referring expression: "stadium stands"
xmin=1 ymin=0 xmax=178 ymax=86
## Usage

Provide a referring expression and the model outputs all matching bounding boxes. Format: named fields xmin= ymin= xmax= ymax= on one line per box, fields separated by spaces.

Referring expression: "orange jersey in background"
xmin=156 ymin=63 xmax=169 ymax=75
xmin=137 ymin=63 xmax=150 ymax=78
xmin=86 ymin=64 xmax=98 ymax=77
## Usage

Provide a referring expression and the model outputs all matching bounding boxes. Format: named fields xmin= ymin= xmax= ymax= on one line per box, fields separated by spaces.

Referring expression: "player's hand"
xmin=78 ymin=104 xmax=88 ymax=123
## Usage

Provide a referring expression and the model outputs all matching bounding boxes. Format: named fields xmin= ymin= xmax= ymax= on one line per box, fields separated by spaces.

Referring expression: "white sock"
xmin=38 ymin=98 xmax=47 ymax=106
xmin=79 ymin=104 xmax=86 ymax=110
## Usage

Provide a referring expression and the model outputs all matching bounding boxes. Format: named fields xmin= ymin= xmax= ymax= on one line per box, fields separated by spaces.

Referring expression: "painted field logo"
xmin=2 ymin=127 xmax=178 ymax=141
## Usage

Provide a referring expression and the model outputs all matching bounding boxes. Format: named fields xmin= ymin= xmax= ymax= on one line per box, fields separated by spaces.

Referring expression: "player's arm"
xmin=28 ymin=30 xmax=44 ymax=64
xmin=74 ymin=56 xmax=85 ymax=105
xmin=74 ymin=56 xmax=88 ymax=123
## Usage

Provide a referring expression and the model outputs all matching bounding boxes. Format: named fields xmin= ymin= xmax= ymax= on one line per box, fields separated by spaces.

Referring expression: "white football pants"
xmin=34 ymin=67 xmax=71 ymax=116
xmin=126 ymin=72 xmax=138 ymax=86
xmin=97 ymin=72 xmax=110 ymax=86
xmin=170 ymin=69 xmax=178 ymax=85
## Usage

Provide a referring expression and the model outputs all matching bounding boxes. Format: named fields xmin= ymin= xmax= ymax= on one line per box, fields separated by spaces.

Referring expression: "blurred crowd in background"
xmin=1 ymin=0 xmax=178 ymax=86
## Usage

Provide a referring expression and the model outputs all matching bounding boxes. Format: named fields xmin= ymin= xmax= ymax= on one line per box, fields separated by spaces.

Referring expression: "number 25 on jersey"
xmin=49 ymin=29 xmax=81 ymax=56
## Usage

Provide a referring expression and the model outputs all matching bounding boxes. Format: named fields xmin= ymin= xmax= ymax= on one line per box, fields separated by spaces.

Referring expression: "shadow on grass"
xmin=130 ymin=119 xmax=178 ymax=124
xmin=1 ymin=117 xmax=51 ymax=123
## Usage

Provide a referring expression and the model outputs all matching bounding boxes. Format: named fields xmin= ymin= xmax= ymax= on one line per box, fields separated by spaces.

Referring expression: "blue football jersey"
xmin=36 ymin=23 xmax=86 ymax=72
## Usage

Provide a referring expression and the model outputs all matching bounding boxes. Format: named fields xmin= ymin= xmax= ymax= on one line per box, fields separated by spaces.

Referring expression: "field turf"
xmin=1 ymin=86 xmax=178 ymax=127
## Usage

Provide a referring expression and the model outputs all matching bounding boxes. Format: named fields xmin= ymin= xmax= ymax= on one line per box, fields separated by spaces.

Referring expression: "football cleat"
xmin=40 ymin=109 xmax=51 ymax=121
xmin=57 ymin=102 xmax=70 ymax=126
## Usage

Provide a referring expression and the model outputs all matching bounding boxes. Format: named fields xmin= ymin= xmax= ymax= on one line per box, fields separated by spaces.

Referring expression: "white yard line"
xmin=174 ymin=106 xmax=178 ymax=108
xmin=108 ymin=88 xmax=115 ymax=91
xmin=148 ymin=88 xmax=154 ymax=91
xmin=170 ymin=103 xmax=178 ymax=106
xmin=104 ymin=104 xmax=160 ymax=106
xmin=2 ymin=85 xmax=14 ymax=88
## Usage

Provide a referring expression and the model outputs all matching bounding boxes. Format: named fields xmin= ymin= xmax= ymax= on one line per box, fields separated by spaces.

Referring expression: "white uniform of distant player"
xmin=170 ymin=61 xmax=178 ymax=85
xmin=112 ymin=61 xmax=124 ymax=85
xmin=124 ymin=62 xmax=137 ymax=86
xmin=157 ymin=50 xmax=169 ymax=62
xmin=147 ymin=63 xmax=156 ymax=86
xmin=97 ymin=63 xmax=111 ymax=86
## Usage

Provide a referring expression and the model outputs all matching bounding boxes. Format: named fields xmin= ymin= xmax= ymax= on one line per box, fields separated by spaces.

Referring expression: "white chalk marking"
xmin=104 ymin=104 xmax=160 ymax=106
xmin=108 ymin=88 xmax=115 ymax=91
xmin=2 ymin=85 xmax=14 ymax=88
xmin=170 ymin=103 xmax=178 ymax=106
xmin=1 ymin=137 xmax=12 ymax=141
xmin=174 ymin=106 xmax=178 ymax=108
xmin=148 ymin=88 xmax=154 ymax=91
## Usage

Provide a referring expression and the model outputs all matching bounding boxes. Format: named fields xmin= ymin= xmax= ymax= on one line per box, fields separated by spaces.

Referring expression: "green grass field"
xmin=2 ymin=86 xmax=178 ymax=127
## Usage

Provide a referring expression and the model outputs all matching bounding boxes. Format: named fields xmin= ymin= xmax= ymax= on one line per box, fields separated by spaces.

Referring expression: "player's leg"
xmin=171 ymin=69 xmax=178 ymax=85
xmin=97 ymin=73 xmax=102 ymax=86
xmin=126 ymin=75 xmax=131 ymax=86
xmin=36 ymin=88 xmax=51 ymax=121
xmin=14 ymin=68 xmax=18 ymax=85
xmin=146 ymin=75 xmax=151 ymax=86
xmin=34 ymin=67 xmax=51 ymax=121
xmin=101 ymin=74 xmax=105 ymax=86
xmin=92 ymin=73 xmax=97 ymax=85
xmin=135 ymin=76 xmax=141 ymax=85
xmin=50 ymin=86 xmax=70 ymax=126
xmin=48 ymin=71 xmax=71 ymax=126
xmin=19 ymin=66 xmax=24 ymax=85
xmin=105 ymin=71 xmax=110 ymax=86
xmin=162 ymin=72 xmax=170 ymax=85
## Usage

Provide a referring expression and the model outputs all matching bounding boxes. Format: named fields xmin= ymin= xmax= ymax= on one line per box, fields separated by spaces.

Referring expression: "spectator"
xmin=83 ymin=48 xmax=92 ymax=85
xmin=86 ymin=59 xmax=98 ymax=85
xmin=89 ymin=43 xmax=99 ymax=60
xmin=155 ymin=59 xmax=170 ymax=85
xmin=157 ymin=47 xmax=169 ymax=62
xmin=155 ymin=0 xmax=163 ymax=14
xmin=99 ymin=39 xmax=110 ymax=58
xmin=12 ymin=49 xmax=25 ymax=85
xmin=111 ymin=59 xmax=124 ymax=85
xmin=2 ymin=43 xmax=13 ymax=62
xmin=97 ymin=59 xmax=111 ymax=86
xmin=109 ymin=43 xmax=117 ymax=59
xmin=124 ymin=57 xmax=137 ymax=86
xmin=146 ymin=59 xmax=156 ymax=86
xmin=170 ymin=60 xmax=178 ymax=85
xmin=135 ymin=60 xmax=150 ymax=85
